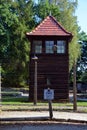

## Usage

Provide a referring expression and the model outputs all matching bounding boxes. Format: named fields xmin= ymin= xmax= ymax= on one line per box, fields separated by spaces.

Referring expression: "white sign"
xmin=44 ymin=89 xmax=54 ymax=100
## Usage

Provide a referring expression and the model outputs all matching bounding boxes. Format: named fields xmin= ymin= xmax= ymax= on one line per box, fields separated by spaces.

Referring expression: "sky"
xmin=76 ymin=0 xmax=87 ymax=34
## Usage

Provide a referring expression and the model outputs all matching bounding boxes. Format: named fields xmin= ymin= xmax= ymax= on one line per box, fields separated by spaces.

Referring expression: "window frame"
xmin=57 ymin=40 xmax=66 ymax=54
xmin=33 ymin=40 xmax=42 ymax=54
xmin=45 ymin=41 xmax=54 ymax=54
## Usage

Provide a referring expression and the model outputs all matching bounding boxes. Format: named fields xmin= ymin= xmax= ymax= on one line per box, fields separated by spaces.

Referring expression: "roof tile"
xmin=26 ymin=16 xmax=72 ymax=37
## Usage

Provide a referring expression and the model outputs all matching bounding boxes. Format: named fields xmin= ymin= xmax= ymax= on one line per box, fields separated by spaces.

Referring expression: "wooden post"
xmin=34 ymin=60 xmax=37 ymax=105
xmin=32 ymin=56 xmax=38 ymax=105
xmin=73 ymin=61 xmax=77 ymax=111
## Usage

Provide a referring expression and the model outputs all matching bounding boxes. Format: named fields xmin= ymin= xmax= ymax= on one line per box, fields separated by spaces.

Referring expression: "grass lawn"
xmin=2 ymin=96 xmax=28 ymax=104
xmin=1 ymin=96 xmax=87 ymax=112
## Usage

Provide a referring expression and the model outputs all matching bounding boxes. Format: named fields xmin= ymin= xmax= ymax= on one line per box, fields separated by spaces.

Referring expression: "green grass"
xmin=2 ymin=97 xmax=29 ymax=104
xmin=77 ymin=101 xmax=87 ymax=107
xmin=1 ymin=96 xmax=87 ymax=112
xmin=1 ymin=96 xmax=87 ymax=106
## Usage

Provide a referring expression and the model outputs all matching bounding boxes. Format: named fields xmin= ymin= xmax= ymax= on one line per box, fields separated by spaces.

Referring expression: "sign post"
xmin=48 ymin=99 xmax=53 ymax=119
xmin=44 ymin=88 xmax=54 ymax=119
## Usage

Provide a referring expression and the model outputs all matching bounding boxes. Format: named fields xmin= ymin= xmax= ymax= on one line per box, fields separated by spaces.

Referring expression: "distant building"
xmin=26 ymin=15 xmax=72 ymax=101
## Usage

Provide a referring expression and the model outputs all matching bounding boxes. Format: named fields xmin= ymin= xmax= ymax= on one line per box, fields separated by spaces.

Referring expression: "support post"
xmin=32 ymin=56 xmax=38 ymax=105
xmin=73 ymin=61 xmax=77 ymax=111
xmin=34 ymin=60 xmax=37 ymax=105
xmin=48 ymin=100 xmax=53 ymax=119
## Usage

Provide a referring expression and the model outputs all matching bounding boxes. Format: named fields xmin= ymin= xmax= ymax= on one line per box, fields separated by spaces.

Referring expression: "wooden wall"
xmin=29 ymin=37 xmax=70 ymax=102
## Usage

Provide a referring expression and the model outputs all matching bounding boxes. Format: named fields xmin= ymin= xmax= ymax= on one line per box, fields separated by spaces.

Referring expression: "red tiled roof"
xmin=26 ymin=16 xmax=72 ymax=37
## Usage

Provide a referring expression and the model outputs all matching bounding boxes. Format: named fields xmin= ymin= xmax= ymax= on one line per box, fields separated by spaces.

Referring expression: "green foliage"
xmin=78 ymin=32 xmax=87 ymax=72
xmin=34 ymin=0 xmax=60 ymax=21
xmin=81 ymin=71 xmax=87 ymax=83
xmin=78 ymin=31 xmax=87 ymax=41
xmin=57 ymin=0 xmax=81 ymax=70
xmin=77 ymin=31 xmax=87 ymax=82
xmin=0 ymin=1 xmax=18 ymax=60
xmin=0 ymin=0 xmax=35 ymax=87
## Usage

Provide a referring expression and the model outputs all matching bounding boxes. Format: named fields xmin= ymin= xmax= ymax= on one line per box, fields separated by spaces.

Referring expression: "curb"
xmin=53 ymin=118 xmax=87 ymax=124
xmin=0 ymin=117 xmax=87 ymax=124
xmin=0 ymin=117 xmax=49 ymax=121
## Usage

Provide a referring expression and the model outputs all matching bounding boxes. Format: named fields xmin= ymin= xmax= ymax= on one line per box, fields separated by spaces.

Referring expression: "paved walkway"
xmin=1 ymin=111 xmax=87 ymax=123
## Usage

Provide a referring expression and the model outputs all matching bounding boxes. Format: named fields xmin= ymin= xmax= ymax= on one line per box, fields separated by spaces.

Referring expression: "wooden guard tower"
xmin=26 ymin=15 xmax=72 ymax=101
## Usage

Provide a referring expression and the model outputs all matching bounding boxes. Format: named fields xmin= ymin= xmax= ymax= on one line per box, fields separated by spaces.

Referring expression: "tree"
xmin=78 ymin=31 xmax=87 ymax=72
xmin=0 ymin=0 xmax=19 ymax=87
xmin=76 ymin=31 xmax=87 ymax=83
xmin=81 ymin=70 xmax=87 ymax=83
xmin=57 ymin=0 xmax=80 ymax=111
xmin=0 ymin=0 xmax=18 ymax=63
xmin=34 ymin=0 xmax=60 ymax=22
xmin=0 ymin=0 xmax=35 ymax=87
xmin=52 ymin=0 xmax=80 ymax=111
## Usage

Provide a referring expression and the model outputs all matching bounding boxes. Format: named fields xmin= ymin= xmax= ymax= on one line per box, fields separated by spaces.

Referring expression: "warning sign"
xmin=44 ymin=89 xmax=54 ymax=100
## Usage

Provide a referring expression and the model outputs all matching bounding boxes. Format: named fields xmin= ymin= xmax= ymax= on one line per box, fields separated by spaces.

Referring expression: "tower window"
xmin=57 ymin=40 xmax=65 ymax=53
xmin=45 ymin=41 xmax=54 ymax=53
xmin=33 ymin=40 xmax=42 ymax=54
